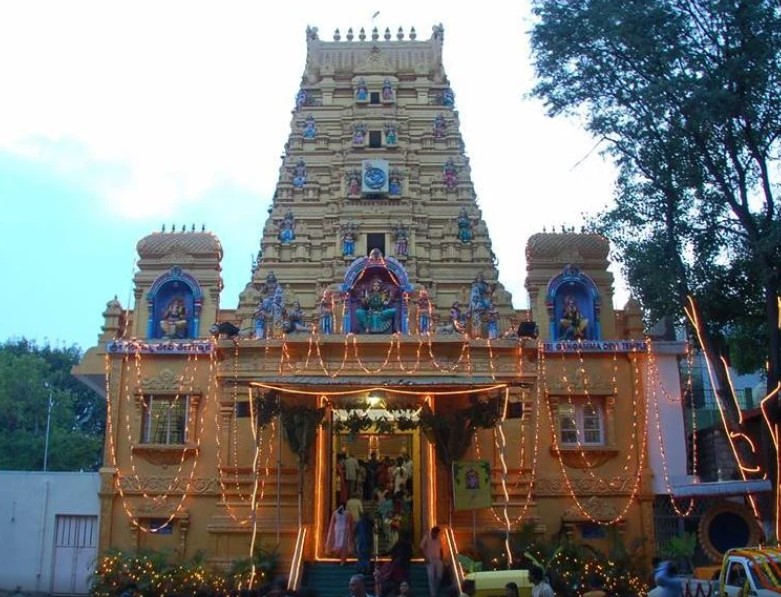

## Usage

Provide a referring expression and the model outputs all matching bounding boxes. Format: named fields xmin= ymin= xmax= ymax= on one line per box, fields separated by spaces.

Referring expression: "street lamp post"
xmin=43 ymin=383 xmax=53 ymax=472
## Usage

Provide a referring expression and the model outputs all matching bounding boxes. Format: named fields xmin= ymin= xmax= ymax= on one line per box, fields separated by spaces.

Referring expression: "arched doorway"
xmin=326 ymin=404 xmax=423 ymax=558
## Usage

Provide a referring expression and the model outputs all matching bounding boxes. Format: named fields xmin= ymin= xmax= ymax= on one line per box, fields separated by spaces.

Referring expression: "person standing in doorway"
xmin=419 ymin=526 xmax=444 ymax=597
xmin=345 ymin=452 xmax=359 ymax=496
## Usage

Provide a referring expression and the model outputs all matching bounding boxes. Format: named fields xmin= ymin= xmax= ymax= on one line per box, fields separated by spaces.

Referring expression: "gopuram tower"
xmin=235 ymin=23 xmax=515 ymax=337
xmin=75 ymin=23 xmax=697 ymax=592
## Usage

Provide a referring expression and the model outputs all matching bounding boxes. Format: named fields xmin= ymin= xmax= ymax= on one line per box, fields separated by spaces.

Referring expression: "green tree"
xmin=529 ymin=0 xmax=781 ymax=423
xmin=0 ymin=338 xmax=104 ymax=471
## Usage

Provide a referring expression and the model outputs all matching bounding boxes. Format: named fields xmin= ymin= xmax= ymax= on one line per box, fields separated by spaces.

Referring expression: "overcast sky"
xmin=0 ymin=1 xmax=624 ymax=350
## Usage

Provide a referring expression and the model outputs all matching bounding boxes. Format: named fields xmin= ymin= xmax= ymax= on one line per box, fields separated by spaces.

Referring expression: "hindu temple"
xmin=74 ymin=23 xmax=763 ymax=590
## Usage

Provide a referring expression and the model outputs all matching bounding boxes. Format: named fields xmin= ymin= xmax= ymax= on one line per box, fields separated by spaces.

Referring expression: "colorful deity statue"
xmin=457 ymin=207 xmax=473 ymax=243
xmin=278 ymin=211 xmax=296 ymax=243
xmin=440 ymin=88 xmax=455 ymax=107
xmin=283 ymin=301 xmax=310 ymax=334
xmin=253 ymin=300 xmax=267 ymax=339
xmin=393 ymin=222 xmax=409 ymax=257
xmin=160 ymin=297 xmax=188 ymax=338
xmin=292 ymin=158 xmax=307 ymax=188
xmin=356 ymin=278 xmax=396 ymax=334
xmin=486 ymin=302 xmax=500 ymax=340
xmin=433 ymin=113 xmax=447 ymax=138
xmin=341 ymin=221 xmax=358 ymax=257
xmin=389 ymin=168 xmax=402 ymax=196
xmin=295 ymin=89 xmax=309 ymax=110
xmin=254 ymin=273 xmax=284 ymax=339
xmin=416 ymin=287 xmax=431 ymax=334
xmin=443 ymin=158 xmax=458 ymax=189
xmin=355 ymin=77 xmax=368 ymax=102
xmin=382 ymin=78 xmax=394 ymax=102
xmin=318 ymin=289 xmax=335 ymax=335
xmin=385 ymin=122 xmax=398 ymax=145
xmin=345 ymin=168 xmax=361 ymax=196
xmin=559 ymin=295 xmax=589 ymax=340
xmin=302 ymin=114 xmax=317 ymax=139
xmin=270 ymin=286 xmax=286 ymax=334
xmin=437 ymin=301 xmax=467 ymax=334
xmin=353 ymin=123 xmax=367 ymax=145
xmin=469 ymin=273 xmax=493 ymax=313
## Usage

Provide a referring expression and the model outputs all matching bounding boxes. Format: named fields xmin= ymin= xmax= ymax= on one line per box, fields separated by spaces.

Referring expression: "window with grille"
xmin=369 ymin=130 xmax=382 ymax=148
xmin=558 ymin=400 xmax=604 ymax=446
xmin=142 ymin=395 xmax=188 ymax=444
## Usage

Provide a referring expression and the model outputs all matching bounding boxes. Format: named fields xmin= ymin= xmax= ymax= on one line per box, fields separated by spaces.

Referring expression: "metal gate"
xmin=51 ymin=515 xmax=98 ymax=595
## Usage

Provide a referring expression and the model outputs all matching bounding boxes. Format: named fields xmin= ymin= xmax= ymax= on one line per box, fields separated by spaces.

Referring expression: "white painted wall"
xmin=0 ymin=472 xmax=100 ymax=595
xmin=644 ymin=345 xmax=695 ymax=495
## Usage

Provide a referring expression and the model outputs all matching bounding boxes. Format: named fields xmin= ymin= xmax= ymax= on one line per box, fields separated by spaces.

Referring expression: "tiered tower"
xmin=235 ymin=24 xmax=516 ymax=333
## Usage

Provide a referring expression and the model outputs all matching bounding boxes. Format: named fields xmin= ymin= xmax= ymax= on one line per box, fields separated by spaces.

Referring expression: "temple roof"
xmin=526 ymin=232 xmax=610 ymax=262
xmin=136 ymin=230 xmax=223 ymax=260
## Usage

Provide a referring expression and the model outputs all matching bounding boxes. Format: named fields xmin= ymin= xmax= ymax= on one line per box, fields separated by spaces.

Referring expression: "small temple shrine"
xmin=74 ymin=23 xmax=762 ymax=586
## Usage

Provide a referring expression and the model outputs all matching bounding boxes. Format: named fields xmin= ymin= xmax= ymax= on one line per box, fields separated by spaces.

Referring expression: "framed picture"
xmin=452 ymin=460 xmax=492 ymax=510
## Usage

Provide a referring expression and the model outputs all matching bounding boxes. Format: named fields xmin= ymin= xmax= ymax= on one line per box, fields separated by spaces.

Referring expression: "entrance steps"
xmin=302 ymin=561 xmax=447 ymax=597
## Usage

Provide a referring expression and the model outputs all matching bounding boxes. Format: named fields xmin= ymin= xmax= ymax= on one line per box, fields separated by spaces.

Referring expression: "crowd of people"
xmin=332 ymin=450 xmax=415 ymax=551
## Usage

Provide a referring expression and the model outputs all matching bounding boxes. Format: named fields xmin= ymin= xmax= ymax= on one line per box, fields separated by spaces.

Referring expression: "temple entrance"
xmin=327 ymin=407 xmax=423 ymax=558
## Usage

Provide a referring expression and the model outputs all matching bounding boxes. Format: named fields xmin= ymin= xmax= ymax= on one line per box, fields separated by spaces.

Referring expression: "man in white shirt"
xmin=419 ymin=526 xmax=444 ymax=597
xmin=529 ymin=566 xmax=554 ymax=597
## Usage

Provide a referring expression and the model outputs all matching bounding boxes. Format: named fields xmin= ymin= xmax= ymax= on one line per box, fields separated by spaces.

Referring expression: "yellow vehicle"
xmin=718 ymin=547 xmax=781 ymax=597
xmin=464 ymin=569 xmax=532 ymax=597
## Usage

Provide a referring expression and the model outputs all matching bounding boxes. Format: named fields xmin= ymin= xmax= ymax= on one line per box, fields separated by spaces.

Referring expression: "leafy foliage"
xmin=91 ymin=548 xmax=242 ymax=597
xmin=530 ymin=0 xmax=781 ymax=396
xmin=659 ymin=531 xmax=697 ymax=573
xmin=418 ymin=394 xmax=500 ymax=465
xmin=0 ymin=338 xmax=104 ymax=471
xmin=280 ymin=404 xmax=326 ymax=466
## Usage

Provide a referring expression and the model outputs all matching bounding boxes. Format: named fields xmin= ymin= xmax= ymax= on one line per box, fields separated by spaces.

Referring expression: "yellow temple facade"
xmin=74 ymin=24 xmax=704 ymax=581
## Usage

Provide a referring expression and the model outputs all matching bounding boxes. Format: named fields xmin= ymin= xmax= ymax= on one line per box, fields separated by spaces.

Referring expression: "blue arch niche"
xmin=147 ymin=265 xmax=204 ymax=339
xmin=340 ymin=253 xmax=414 ymax=334
xmin=545 ymin=264 xmax=601 ymax=341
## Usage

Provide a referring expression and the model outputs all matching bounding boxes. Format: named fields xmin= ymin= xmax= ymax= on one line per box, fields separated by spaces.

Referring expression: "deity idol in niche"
xmin=353 ymin=123 xmax=367 ymax=145
xmin=433 ymin=113 xmax=447 ymax=138
xmin=382 ymin=78 xmax=394 ymax=101
xmin=160 ymin=297 xmax=188 ymax=339
xmin=392 ymin=222 xmax=409 ymax=257
xmin=295 ymin=89 xmax=309 ymax=110
xmin=278 ymin=211 xmax=296 ymax=242
xmin=443 ymin=158 xmax=458 ymax=189
xmin=355 ymin=77 xmax=368 ymax=102
xmin=292 ymin=159 xmax=307 ymax=188
xmin=385 ymin=122 xmax=398 ymax=146
xmin=302 ymin=114 xmax=317 ymax=139
xmin=389 ymin=168 xmax=402 ymax=196
xmin=318 ymin=289 xmax=334 ymax=335
xmin=440 ymin=87 xmax=455 ymax=107
xmin=416 ymin=287 xmax=431 ymax=333
xmin=559 ymin=294 xmax=589 ymax=340
xmin=346 ymin=169 xmax=361 ymax=196
xmin=341 ymin=222 xmax=357 ymax=257
xmin=456 ymin=207 xmax=473 ymax=242
xmin=356 ymin=278 xmax=396 ymax=334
